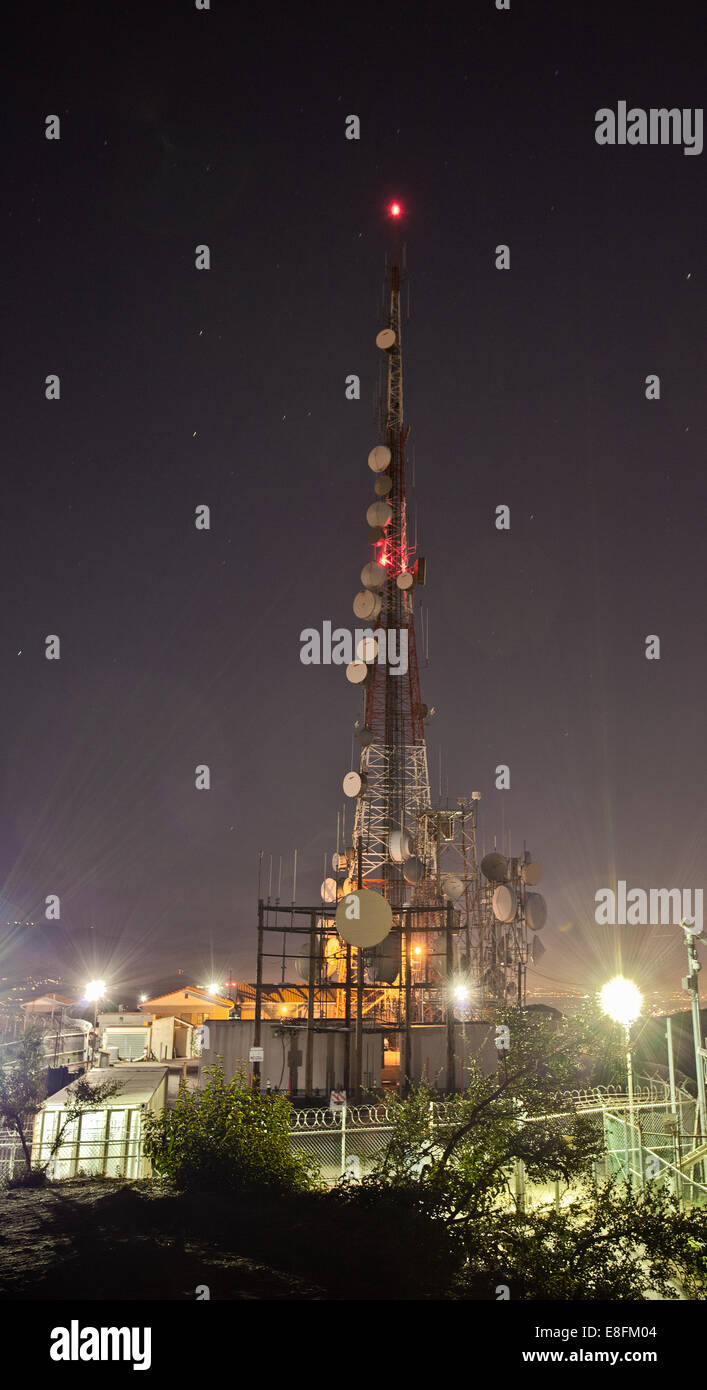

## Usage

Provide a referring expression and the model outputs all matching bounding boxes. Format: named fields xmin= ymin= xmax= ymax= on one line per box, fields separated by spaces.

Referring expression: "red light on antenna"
xmin=389 ymin=202 xmax=402 ymax=218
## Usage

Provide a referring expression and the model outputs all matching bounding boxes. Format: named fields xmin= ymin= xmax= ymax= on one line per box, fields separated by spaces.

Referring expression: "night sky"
xmin=3 ymin=1 xmax=706 ymax=1005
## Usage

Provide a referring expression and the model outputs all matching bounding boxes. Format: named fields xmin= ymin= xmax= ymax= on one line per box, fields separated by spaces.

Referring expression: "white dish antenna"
xmin=440 ymin=872 xmax=464 ymax=902
xmin=396 ymin=572 xmax=414 ymax=590
xmin=368 ymin=444 xmax=391 ymax=473
xmin=353 ymin=589 xmax=382 ymax=620
xmin=492 ymin=883 xmax=517 ymax=923
xmin=343 ymin=770 xmax=366 ymax=797
xmin=389 ymin=829 xmax=414 ymax=864
xmin=356 ymin=634 xmax=379 ymax=663
xmin=374 ymin=475 xmax=392 ymax=497
xmin=335 ymin=887 xmax=393 ymax=948
xmin=522 ymin=861 xmax=542 ymax=886
xmin=375 ymin=328 xmax=396 ymax=351
xmin=360 ymin=561 xmax=386 ymax=590
xmin=320 ymin=877 xmax=338 ymax=904
xmin=366 ymin=500 xmax=393 ymax=529
xmin=345 ymin=661 xmax=369 ymax=685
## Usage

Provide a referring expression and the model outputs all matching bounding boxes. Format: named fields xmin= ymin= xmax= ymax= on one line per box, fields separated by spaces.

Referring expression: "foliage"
xmin=141 ymin=1063 xmax=316 ymax=1194
xmin=458 ymin=1181 xmax=707 ymax=1300
xmin=0 ymin=1026 xmax=123 ymax=1176
xmin=0 ymin=1026 xmax=47 ymax=1170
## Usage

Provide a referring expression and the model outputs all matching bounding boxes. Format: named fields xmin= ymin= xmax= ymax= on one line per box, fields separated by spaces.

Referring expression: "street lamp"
xmin=85 ymin=979 xmax=106 ymax=1066
xmin=600 ymin=975 xmax=642 ymax=1183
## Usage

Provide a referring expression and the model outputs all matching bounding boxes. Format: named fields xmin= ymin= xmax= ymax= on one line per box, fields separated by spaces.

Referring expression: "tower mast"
xmin=347 ymin=203 xmax=433 ymax=914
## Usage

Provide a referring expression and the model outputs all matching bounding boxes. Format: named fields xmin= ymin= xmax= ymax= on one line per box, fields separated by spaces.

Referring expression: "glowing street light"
xmin=85 ymin=979 xmax=106 ymax=1066
xmin=453 ymin=984 xmax=470 ymax=1004
xmin=207 ymin=981 xmax=220 ymax=995
xmin=599 ymin=976 xmax=642 ymax=1027
xmin=600 ymin=975 xmax=642 ymax=1183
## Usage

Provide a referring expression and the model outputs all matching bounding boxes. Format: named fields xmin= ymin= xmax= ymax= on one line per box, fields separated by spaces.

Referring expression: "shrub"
xmin=141 ymin=1063 xmax=315 ymax=1194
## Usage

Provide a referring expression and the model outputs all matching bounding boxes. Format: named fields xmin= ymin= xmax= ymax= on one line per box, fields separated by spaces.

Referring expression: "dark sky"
xmin=3 ymin=0 xmax=706 ymax=1002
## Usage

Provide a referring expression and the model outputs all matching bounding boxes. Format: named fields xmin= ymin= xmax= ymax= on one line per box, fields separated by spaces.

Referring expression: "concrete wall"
xmin=199 ymin=1019 xmax=381 ymax=1098
xmin=409 ymin=1023 xmax=499 ymax=1091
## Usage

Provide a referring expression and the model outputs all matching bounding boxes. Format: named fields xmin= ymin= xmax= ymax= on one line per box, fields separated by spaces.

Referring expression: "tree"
xmin=142 ymin=1063 xmax=316 ymax=1194
xmin=0 ymin=1025 xmax=123 ymax=1178
xmin=0 ymin=1026 xmax=46 ymax=1172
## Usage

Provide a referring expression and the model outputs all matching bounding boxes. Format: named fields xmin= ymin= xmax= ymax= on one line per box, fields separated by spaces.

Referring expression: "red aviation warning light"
xmin=389 ymin=201 xmax=402 ymax=218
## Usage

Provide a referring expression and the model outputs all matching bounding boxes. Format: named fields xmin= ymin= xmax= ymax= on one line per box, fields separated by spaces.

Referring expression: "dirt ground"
xmin=0 ymin=1179 xmax=327 ymax=1300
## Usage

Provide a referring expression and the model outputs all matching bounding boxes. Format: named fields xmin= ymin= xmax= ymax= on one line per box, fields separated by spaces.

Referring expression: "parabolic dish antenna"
xmin=440 ymin=873 xmax=465 ymax=902
xmin=353 ymin=589 xmax=382 ymax=620
xmin=335 ymin=888 xmax=393 ymax=948
xmin=403 ymin=856 xmax=424 ymax=885
xmin=492 ymin=883 xmax=517 ymax=924
xmin=526 ymin=893 xmax=547 ymax=931
xmin=396 ymin=572 xmax=414 ymax=590
xmin=481 ymin=852 xmax=508 ymax=883
xmin=522 ymin=861 xmax=543 ymax=886
xmin=345 ymin=661 xmax=369 ymax=685
xmin=320 ymin=877 xmax=338 ymax=904
xmin=375 ymin=329 xmax=396 ymax=351
xmin=366 ymin=501 xmax=393 ymax=528
xmin=361 ymin=561 xmax=386 ymax=590
xmin=343 ymin=770 xmax=365 ymax=798
xmin=374 ymin=475 xmax=392 ymax=497
xmin=389 ymin=829 xmax=414 ymax=864
xmin=368 ymin=444 xmax=392 ymax=473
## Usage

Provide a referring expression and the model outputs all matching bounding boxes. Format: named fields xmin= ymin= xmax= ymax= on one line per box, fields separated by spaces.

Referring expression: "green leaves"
xmin=141 ymin=1064 xmax=315 ymax=1194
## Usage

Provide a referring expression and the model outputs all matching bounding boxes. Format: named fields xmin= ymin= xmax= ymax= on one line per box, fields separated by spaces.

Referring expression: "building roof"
xmin=22 ymin=993 xmax=75 ymax=1011
xmin=141 ymin=985 xmax=233 ymax=1010
xmin=42 ymin=1065 xmax=168 ymax=1111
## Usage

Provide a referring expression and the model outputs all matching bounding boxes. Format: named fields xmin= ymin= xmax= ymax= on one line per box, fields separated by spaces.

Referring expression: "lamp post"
xmin=599 ymin=976 xmax=642 ymax=1185
xmin=85 ymin=979 xmax=106 ymax=1066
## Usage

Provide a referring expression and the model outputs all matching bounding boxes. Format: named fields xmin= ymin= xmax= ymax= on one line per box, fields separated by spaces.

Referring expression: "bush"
xmin=142 ymin=1064 xmax=315 ymax=1194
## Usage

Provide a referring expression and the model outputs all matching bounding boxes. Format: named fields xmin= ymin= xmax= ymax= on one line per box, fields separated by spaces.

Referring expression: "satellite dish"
xmin=361 ymin=561 xmax=386 ymax=590
xmin=375 ymin=329 xmax=396 ymax=351
xmin=368 ymin=444 xmax=392 ymax=473
xmin=389 ymin=829 xmax=414 ymax=864
xmin=294 ymin=936 xmax=336 ymax=982
xmin=356 ymin=727 xmax=374 ymax=747
xmin=396 ymin=572 xmax=414 ymax=590
xmin=345 ymin=661 xmax=369 ymax=685
xmin=481 ymin=852 xmax=508 ymax=883
xmin=343 ymin=771 xmax=366 ymax=798
xmin=526 ymin=893 xmax=547 ymax=931
xmin=366 ymin=501 xmax=393 ymax=529
xmin=366 ymin=944 xmax=399 ymax=984
xmin=441 ymin=873 xmax=464 ymax=902
xmin=353 ymin=590 xmax=382 ymax=620
xmin=531 ymin=935 xmax=545 ymax=962
xmin=492 ymin=883 xmax=517 ymax=923
xmin=522 ymin=861 xmax=543 ymax=886
xmin=332 ymin=852 xmax=348 ymax=874
xmin=403 ymin=856 xmax=424 ymax=884
xmin=335 ymin=888 xmax=393 ymax=948
xmin=356 ymin=634 xmax=379 ymax=663
xmin=374 ymin=475 xmax=392 ymax=497
xmin=320 ymin=878 xmax=338 ymax=904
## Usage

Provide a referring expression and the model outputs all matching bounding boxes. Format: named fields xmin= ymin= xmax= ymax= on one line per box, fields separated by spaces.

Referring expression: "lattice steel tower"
xmin=343 ymin=204 xmax=435 ymax=913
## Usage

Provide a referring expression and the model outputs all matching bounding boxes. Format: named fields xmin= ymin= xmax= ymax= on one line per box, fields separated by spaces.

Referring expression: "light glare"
xmin=599 ymin=975 xmax=642 ymax=1026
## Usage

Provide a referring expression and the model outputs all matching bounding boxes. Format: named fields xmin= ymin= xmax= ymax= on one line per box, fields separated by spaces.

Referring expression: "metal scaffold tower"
xmin=254 ymin=207 xmax=548 ymax=1098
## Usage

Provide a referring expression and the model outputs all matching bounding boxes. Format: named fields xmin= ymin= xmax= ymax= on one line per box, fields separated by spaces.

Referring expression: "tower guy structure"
xmin=252 ymin=206 xmax=547 ymax=1099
